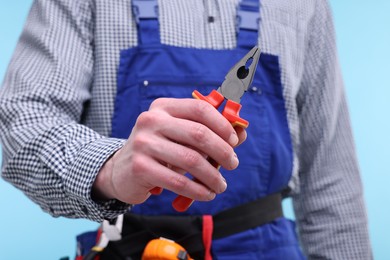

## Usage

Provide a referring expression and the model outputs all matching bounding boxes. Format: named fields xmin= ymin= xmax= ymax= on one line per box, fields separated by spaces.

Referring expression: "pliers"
xmin=172 ymin=46 xmax=261 ymax=212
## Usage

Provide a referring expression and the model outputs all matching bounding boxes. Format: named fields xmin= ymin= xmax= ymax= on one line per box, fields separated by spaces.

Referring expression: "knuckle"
xmin=221 ymin=146 xmax=233 ymax=161
xmin=170 ymin=174 xmax=188 ymax=191
xmin=193 ymin=187 xmax=207 ymax=201
xmin=194 ymin=100 xmax=212 ymax=115
xmin=130 ymin=156 xmax=148 ymax=175
xmin=132 ymin=134 xmax=151 ymax=151
xmin=193 ymin=183 xmax=214 ymax=201
xmin=190 ymin=124 xmax=208 ymax=145
xmin=150 ymin=98 xmax=164 ymax=109
xmin=136 ymin=112 xmax=158 ymax=128
xmin=219 ymin=121 xmax=233 ymax=137
xmin=207 ymin=174 xmax=221 ymax=192
xmin=182 ymin=150 xmax=201 ymax=169
xmin=199 ymin=169 xmax=222 ymax=194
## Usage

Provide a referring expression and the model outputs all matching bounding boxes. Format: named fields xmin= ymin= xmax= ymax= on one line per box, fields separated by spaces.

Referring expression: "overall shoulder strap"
xmin=132 ymin=0 xmax=160 ymax=45
xmin=132 ymin=0 xmax=260 ymax=48
xmin=237 ymin=0 xmax=261 ymax=48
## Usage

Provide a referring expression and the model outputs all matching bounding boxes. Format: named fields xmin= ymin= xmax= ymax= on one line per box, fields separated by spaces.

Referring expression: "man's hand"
xmin=92 ymin=98 xmax=247 ymax=205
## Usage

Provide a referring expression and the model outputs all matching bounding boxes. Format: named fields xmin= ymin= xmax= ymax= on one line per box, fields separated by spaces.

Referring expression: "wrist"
xmin=92 ymin=155 xmax=116 ymax=201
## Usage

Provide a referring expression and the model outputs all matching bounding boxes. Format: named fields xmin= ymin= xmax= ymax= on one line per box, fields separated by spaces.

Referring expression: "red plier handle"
xmin=193 ymin=90 xmax=249 ymax=128
xmin=171 ymin=90 xmax=249 ymax=212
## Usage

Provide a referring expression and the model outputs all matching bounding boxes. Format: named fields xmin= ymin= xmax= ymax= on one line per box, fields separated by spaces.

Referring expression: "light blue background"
xmin=0 ymin=1 xmax=389 ymax=259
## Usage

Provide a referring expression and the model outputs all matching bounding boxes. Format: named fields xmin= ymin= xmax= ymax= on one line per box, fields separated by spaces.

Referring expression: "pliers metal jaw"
xmin=173 ymin=46 xmax=261 ymax=212
xmin=192 ymin=46 xmax=260 ymax=128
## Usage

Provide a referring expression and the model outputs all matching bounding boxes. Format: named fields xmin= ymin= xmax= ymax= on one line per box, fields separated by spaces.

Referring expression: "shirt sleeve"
xmin=292 ymin=0 xmax=372 ymax=258
xmin=0 ymin=0 xmax=130 ymax=222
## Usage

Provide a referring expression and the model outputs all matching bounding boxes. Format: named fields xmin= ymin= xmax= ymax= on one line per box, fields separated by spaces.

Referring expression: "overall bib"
xmin=107 ymin=0 xmax=305 ymax=259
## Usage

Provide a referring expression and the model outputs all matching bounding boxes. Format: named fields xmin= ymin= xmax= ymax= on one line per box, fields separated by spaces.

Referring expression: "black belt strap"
xmin=177 ymin=193 xmax=283 ymax=254
xmin=101 ymin=193 xmax=283 ymax=259
xmin=213 ymin=192 xmax=283 ymax=239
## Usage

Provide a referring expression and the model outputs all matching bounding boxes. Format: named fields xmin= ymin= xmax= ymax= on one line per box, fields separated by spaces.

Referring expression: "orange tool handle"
xmin=142 ymin=237 xmax=193 ymax=260
xmin=172 ymin=90 xmax=249 ymax=212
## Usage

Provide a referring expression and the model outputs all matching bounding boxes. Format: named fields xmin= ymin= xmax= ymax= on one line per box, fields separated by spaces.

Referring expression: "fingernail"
xmin=230 ymin=152 xmax=239 ymax=169
xmin=228 ymin=132 xmax=239 ymax=146
xmin=220 ymin=178 xmax=227 ymax=193
xmin=208 ymin=190 xmax=216 ymax=200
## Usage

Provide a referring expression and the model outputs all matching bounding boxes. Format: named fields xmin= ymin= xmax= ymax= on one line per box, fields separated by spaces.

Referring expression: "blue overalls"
xmin=109 ymin=0 xmax=305 ymax=259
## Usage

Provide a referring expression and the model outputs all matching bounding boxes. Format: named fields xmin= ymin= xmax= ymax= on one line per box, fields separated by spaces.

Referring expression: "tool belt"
xmin=99 ymin=193 xmax=283 ymax=260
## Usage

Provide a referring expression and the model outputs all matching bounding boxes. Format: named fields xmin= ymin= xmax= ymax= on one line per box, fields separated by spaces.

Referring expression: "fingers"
xmin=156 ymin=116 xmax=239 ymax=171
xmin=150 ymin=98 xmax=239 ymax=147
xmin=145 ymin=161 xmax=218 ymax=202
xmin=122 ymin=155 xmax=218 ymax=203
xmin=143 ymin=136 xmax=227 ymax=195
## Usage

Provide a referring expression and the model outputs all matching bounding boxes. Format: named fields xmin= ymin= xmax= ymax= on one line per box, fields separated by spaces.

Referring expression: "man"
xmin=0 ymin=0 xmax=371 ymax=259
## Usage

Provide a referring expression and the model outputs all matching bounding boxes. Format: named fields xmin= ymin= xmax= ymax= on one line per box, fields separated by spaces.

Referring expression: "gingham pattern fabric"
xmin=0 ymin=0 xmax=371 ymax=258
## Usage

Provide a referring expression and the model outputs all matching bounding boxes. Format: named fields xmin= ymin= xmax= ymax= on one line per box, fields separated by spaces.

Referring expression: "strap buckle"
xmin=132 ymin=0 xmax=159 ymax=24
xmin=236 ymin=1 xmax=260 ymax=31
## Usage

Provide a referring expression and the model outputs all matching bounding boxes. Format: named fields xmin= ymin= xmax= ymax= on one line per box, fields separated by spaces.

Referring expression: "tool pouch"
xmin=77 ymin=192 xmax=284 ymax=260
xmin=100 ymin=214 xmax=206 ymax=260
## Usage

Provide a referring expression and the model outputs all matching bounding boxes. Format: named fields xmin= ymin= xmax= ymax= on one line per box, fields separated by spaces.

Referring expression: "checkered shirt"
xmin=0 ymin=0 xmax=371 ymax=258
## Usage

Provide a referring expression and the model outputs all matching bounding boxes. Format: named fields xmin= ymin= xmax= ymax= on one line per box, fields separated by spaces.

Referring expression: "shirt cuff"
xmin=66 ymin=136 xmax=131 ymax=222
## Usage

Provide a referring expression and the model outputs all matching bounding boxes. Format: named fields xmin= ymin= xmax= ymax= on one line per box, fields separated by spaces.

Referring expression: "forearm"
xmin=0 ymin=0 xmax=130 ymax=222
xmin=293 ymin=0 xmax=371 ymax=258
xmin=1 ymin=119 xmax=129 ymax=221
xmin=293 ymin=97 xmax=371 ymax=259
